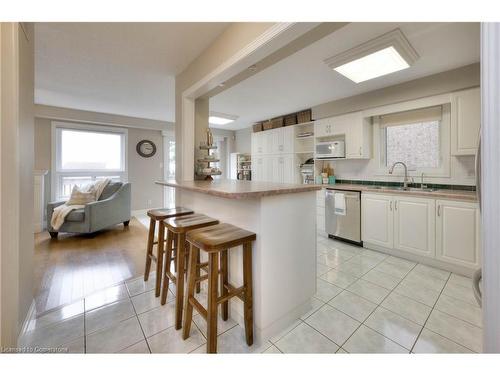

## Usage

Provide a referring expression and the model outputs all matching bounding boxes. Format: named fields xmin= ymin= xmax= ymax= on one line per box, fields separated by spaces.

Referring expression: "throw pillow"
xmin=66 ymin=185 xmax=97 ymax=205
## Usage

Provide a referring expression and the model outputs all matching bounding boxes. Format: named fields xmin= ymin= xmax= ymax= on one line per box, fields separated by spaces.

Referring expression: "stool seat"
xmin=147 ymin=207 xmax=193 ymax=220
xmin=187 ymin=223 xmax=256 ymax=252
xmin=165 ymin=213 xmax=219 ymax=233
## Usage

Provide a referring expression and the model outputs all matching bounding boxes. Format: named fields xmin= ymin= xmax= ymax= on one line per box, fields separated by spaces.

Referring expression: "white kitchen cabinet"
xmin=345 ymin=112 xmax=372 ymax=159
xmin=252 ymin=156 xmax=264 ymax=181
xmin=282 ymin=154 xmax=297 ymax=184
xmin=393 ymin=196 xmax=435 ymax=258
xmin=263 ymin=130 xmax=274 ymax=154
xmin=362 ymin=193 xmax=394 ymax=249
xmin=315 ymin=118 xmax=336 ymax=138
xmin=271 ymin=126 xmax=294 ymax=154
xmin=451 ymin=87 xmax=480 ymax=156
xmin=251 ymin=132 xmax=263 ymax=155
xmin=436 ymin=200 xmax=481 ymax=268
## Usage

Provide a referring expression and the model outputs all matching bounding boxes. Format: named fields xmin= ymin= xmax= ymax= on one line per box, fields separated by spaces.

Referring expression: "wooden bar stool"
xmin=145 ymin=207 xmax=193 ymax=297
xmin=183 ymin=223 xmax=256 ymax=353
xmin=161 ymin=213 xmax=219 ymax=330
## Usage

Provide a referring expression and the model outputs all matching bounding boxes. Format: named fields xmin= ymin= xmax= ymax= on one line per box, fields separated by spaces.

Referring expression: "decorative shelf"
xmin=296 ymin=135 xmax=314 ymax=140
xmin=199 ymin=145 xmax=218 ymax=150
xmin=198 ymin=158 xmax=220 ymax=163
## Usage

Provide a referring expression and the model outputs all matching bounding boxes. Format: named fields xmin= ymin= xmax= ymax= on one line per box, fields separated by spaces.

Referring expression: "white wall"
xmin=235 ymin=127 xmax=252 ymax=153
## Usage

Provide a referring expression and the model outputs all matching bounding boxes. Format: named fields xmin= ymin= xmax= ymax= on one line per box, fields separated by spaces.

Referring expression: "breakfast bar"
xmin=156 ymin=179 xmax=321 ymax=343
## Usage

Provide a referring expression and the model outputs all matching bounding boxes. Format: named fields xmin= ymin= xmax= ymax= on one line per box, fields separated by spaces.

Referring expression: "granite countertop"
xmin=317 ymin=183 xmax=478 ymax=202
xmin=155 ymin=180 xmax=322 ymax=199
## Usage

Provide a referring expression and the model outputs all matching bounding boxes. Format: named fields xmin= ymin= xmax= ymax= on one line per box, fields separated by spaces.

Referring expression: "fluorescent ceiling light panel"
xmin=334 ymin=46 xmax=409 ymax=83
xmin=325 ymin=29 xmax=419 ymax=83
xmin=209 ymin=112 xmax=238 ymax=125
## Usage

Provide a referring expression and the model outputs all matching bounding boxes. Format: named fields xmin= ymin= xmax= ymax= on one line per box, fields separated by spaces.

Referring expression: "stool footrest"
xmin=217 ymin=285 xmax=246 ymax=305
xmin=189 ymin=296 xmax=207 ymax=319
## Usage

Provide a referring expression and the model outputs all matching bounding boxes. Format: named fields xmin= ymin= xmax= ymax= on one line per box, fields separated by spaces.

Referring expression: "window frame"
xmin=374 ymin=104 xmax=451 ymax=178
xmin=51 ymin=121 xmax=128 ymax=200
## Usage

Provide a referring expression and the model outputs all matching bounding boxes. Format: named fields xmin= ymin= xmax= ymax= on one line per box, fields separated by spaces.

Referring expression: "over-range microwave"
xmin=315 ymin=140 xmax=345 ymax=159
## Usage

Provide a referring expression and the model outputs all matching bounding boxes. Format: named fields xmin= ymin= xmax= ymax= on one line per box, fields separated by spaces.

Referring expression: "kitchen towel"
xmin=334 ymin=192 xmax=346 ymax=216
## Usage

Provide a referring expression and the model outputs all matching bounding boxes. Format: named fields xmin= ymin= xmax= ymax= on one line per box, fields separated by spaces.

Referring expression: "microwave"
xmin=315 ymin=140 xmax=345 ymax=159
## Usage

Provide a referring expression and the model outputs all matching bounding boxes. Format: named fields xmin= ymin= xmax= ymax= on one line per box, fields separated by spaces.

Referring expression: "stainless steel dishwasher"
xmin=325 ymin=189 xmax=362 ymax=245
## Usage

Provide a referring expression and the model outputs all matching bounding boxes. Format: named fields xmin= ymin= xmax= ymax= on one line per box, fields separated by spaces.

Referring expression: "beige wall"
xmin=312 ymin=63 xmax=480 ymax=120
xmin=0 ymin=22 xmax=34 ymax=346
xmin=34 ymin=114 xmax=166 ymax=212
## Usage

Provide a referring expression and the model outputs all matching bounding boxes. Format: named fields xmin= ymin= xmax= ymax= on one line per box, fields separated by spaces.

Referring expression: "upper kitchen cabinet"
xmin=451 ymin=87 xmax=480 ymax=156
xmin=314 ymin=112 xmax=372 ymax=159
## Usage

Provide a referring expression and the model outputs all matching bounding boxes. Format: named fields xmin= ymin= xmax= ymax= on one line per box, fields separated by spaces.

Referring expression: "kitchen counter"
xmin=157 ymin=179 xmax=317 ymax=343
xmin=315 ymin=183 xmax=477 ymax=202
xmin=156 ymin=179 xmax=321 ymax=199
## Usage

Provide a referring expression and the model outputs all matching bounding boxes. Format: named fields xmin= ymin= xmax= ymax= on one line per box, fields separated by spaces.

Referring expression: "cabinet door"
xmin=272 ymin=128 xmax=284 ymax=154
xmin=394 ymin=196 xmax=435 ymax=258
xmin=436 ymin=200 xmax=481 ymax=268
xmin=262 ymin=130 xmax=274 ymax=154
xmin=282 ymin=126 xmax=295 ymax=153
xmin=252 ymin=156 xmax=263 ymax=181
xmin=344 ymin=112 xmax=371 ymax=159
xmin=263 ymin=156 xmax=275 ymax=182
xmin=451 ymin=88 xmax=480 ymax=155
xmin=362 ymin=193 xmax=394 ymax=248
xmin=315 ymin=119 xmax=332 ymax=138
xmin=282 ymin=154 xmax=297 ymax=184
xmin=251 ymin=132 xmax=261 ymax=155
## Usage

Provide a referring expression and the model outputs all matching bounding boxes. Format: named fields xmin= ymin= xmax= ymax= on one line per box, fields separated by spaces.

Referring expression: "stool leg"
xmin=144 ymin=217 xmax=156 ymax=281
xmin=195 ymin=251 xmax=201 ymax=294
xmin=161 ymin=229 xmax=174 ymax=305
xmin=220 ymin=250 xmax=229 ymax=321
xmin=207 ymin=252 xmax=219 ymax=353
xmin=174 ymin=233 xmax=186 ymax=330
xmin=173 ymin=235 xmax=178 ymax=271
xmin=243 ymin=242 xmax=254 ymax=346
xmin=182 ymin=244 xmax=198 ymax=340
xmin=155 ymin=221 xmax=165 ymax=297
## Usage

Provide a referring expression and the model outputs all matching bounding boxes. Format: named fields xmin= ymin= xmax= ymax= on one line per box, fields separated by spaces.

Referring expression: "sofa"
xmin=47 ymin=182 xmax=131 ymax=238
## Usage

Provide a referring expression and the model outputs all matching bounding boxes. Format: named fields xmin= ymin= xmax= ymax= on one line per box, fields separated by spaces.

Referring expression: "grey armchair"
xmin=47 ymin=182 xmax=131 ymax=238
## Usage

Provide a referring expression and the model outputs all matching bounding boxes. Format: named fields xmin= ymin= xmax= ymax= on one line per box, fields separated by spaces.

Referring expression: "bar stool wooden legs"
xmin=143 ymin=207 xmax=193 ymax=297
xmin=160 ymin=214 xmax=219 ymax=330
xmin=182 ymin=223 xmax=256 ymax=353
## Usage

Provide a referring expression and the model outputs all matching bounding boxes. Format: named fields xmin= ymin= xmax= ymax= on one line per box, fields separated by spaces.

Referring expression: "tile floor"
xmin=19 ymin=235 xmax=483 ymax=353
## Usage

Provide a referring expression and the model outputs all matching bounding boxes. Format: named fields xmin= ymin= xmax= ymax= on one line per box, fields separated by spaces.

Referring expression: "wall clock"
xmin=136 ymin=140 xmax=157 ymax=158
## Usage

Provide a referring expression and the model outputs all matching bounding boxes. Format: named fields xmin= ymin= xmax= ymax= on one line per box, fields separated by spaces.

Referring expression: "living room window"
xmin=52 ymin=122 xmax=128 ymax=200
xmin=378 ymin=105 xmax=450 ymax=177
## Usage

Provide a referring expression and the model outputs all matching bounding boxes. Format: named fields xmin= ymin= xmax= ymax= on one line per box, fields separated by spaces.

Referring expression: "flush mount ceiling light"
xmin=209 ymin=112 xmax=238 ymax=125
xmin=324 ymin=29 xmax=419 ymax=83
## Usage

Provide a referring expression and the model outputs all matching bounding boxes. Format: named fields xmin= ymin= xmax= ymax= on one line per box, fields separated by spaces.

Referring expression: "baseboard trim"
xmin=131 ymin=209 xmax=148 ymax=217
xmin=17 ymin=299 xmax=36 ymax=345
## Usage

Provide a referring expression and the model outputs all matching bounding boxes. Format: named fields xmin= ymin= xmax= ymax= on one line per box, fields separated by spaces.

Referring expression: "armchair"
xmin=47 ymin=182 xmax=131 ymax=238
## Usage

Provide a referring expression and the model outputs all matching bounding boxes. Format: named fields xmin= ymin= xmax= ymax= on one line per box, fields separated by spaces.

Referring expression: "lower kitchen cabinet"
xmin=252 ymin=154 xmax=298 ymax=184
xmin=394 ymin=196 xmax=435 ymax=258
xmin=436 ymin=199 xmax=481 ymax=268
xmin=362 ymin=192 xmax=480 ymax=272
xmin=362 ymin=193 xmax=394 ymax=249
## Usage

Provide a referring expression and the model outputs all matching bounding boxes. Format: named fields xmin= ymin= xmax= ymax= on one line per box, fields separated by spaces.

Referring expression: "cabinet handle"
xmin=390 ymin=201 xmax=393 ymax=211
xmin=359 ymin=147 xmax=362 ymax=155
xmin=395 ymin=201 xmax=398 ymax=210
xmin=437 ymin=205 xmax=441 ymax=216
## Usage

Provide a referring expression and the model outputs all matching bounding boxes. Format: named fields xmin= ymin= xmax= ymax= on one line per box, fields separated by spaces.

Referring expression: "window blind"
xmin=380 ymin=106 xmax=442 ymax=128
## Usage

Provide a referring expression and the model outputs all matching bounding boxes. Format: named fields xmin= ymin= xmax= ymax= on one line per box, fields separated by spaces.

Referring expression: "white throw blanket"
xmin=50 ymin=179 xmax=110 ymax=230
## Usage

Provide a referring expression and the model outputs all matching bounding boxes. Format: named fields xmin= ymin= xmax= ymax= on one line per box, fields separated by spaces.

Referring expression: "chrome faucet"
xmin=389 ymin=161 xmax=410 ymax=190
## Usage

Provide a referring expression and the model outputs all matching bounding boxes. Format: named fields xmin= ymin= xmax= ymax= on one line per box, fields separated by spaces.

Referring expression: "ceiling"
xmin=35 ymin=22 xmax=229 ymax=122
xmin=209 ymin=22 xmax=480 ymax=130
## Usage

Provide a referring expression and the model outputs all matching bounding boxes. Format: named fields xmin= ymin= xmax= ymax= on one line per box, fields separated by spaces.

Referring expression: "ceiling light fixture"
xmin=209 ymin=112 xmax=238 ymax=125
xmin=324 ymin=29 xmax=419 ymax=83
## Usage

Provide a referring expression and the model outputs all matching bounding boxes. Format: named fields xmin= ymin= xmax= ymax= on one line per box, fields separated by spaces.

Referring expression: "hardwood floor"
xmin=34 ymin=217 xmax=147 ymax=315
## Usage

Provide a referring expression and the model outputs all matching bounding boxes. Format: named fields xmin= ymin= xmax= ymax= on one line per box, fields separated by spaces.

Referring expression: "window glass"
xmin=385 ymin=120 xmax=440 ymax=169
xmin=60 ymin=129 xmax=123 ymax=171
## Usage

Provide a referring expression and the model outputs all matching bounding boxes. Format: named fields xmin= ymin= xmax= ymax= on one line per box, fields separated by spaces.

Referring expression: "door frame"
xmin=481 ymin=22 xmax=500 ymax=352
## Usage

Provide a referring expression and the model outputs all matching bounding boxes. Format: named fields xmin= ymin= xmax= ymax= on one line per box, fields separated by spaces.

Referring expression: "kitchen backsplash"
xmin=334 ymin=179 xmax=476 ymax=191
